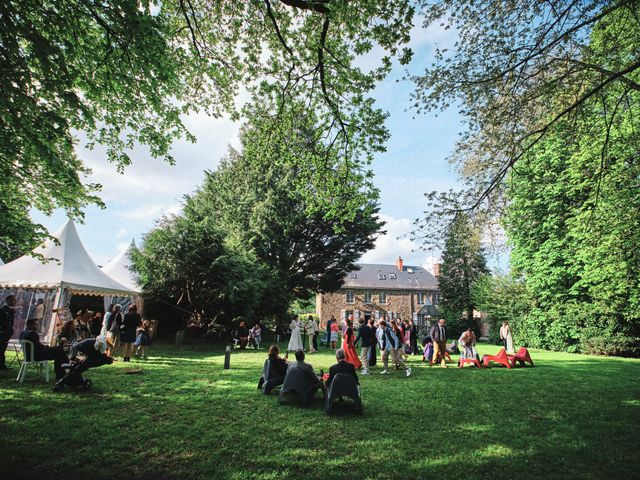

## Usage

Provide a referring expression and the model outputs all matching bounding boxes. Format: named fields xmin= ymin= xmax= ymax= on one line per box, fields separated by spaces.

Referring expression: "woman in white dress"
xmin=500 ymin=320 xmax=514 ymax=354
xmin=287 ymin=315 xmax=304 ymax=352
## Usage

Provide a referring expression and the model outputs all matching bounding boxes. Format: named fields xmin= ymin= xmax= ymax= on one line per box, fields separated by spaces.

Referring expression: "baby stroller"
xmin=53 ymin=337 xmax=113 ymax=392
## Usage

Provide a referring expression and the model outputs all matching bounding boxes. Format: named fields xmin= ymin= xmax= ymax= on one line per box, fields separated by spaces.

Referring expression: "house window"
xmin=346 ymin=290 xmax=354 ymax=303
xmin=434 ymin=292 xmax=440 ymax=305
xmin=377 ymin=273 xmax=386 ymax=280
xmin=407 ymin=267 xmax=414 ymax=274
xmin=364 ymin=291 xmax=372 ymax=303
xmin=417 ymin=292 xmax=426 ymax=305
xmin=379 ymin=291 xmax=387 ymax=304
xmin=389 ymin=273 xmax=397 ymax=279
xmin=364 ymin=311 xmax=372 ymax=321
xmin=350 ymin=273 xmax=357 ymax=279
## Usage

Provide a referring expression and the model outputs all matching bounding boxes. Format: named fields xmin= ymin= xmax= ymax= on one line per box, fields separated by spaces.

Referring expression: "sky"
xmin=30 ymin=18 xmax=502 ymax=271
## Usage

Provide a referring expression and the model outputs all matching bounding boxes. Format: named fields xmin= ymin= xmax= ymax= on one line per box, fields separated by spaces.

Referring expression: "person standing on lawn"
xmin=354 ymin=318 xmax=371 ymax=375
xmin=379 ymin=320 xmax=411 ymax=377
xmin=325 ymin=315 xmax=335 ymax=348
xmin=306 ymin=315 xmax=318 ymax=352
xmin=287 ymin=315 xmax=304 ymax=352
xmin=500 ymin=320 xmax=514 ymax=354
xmin=0 ymin=295 xmax=16 ymax=370
xmin=121 ymin=304 xmax=141 ymax=362
xmin=430 ymin=318 xmax=448 ymax=367
xmin=341 ymin=319 xmax=362 ymax=370
xmin=367 ymin=318 xmax=377 ymax=368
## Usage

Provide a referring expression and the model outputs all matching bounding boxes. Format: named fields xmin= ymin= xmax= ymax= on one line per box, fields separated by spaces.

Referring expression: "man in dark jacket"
xmin=20 ymin=318 xmax=69 ymax=380
xmin=430 ymin=318 xmax=448 ymax=367
xmin=354 ymin=319 xmax=372 ymax=375
xmin=326 ymin=348 xmax=359 ymax=387
xmin=0 ymin=295 xmax=16 ymax=370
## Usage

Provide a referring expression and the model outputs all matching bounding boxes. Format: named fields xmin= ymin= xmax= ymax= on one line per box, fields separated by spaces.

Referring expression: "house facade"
xmin=316 ymin=257 xmax=441 ymax=328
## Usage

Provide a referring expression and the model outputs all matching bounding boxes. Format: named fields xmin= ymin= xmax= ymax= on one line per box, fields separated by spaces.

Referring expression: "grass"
xmin=0 ymin=340 xmax=639 ymax=480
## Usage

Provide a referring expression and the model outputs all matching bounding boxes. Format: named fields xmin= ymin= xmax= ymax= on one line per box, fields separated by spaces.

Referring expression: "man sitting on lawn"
xmin=326 ymin=348 xmax=359 ymax=388
xmin=288 ymin=350 xmax=325 ymax=390
xmin=20 ymin=318 xmax=69 ymax=380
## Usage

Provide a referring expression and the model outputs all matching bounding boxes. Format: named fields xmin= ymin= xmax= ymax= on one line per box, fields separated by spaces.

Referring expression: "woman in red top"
xmin=341 ymin=320 xmax=362 ymax=369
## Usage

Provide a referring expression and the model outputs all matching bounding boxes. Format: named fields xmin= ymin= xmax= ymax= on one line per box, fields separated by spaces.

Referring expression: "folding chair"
xmin=258 ymin=359 xmax=284 ymax=395
xmin=16 ymin=339 xmax=50 ymax=383
xmin=325 ymin=373 xmax=363 ymax=415
xmin=278 ymin=367 xmax=324 ymax=407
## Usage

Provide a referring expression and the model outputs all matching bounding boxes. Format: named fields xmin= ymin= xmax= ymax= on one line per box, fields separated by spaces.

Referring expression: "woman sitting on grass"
xmin=258 ymin=345 xmax=289 ymax=390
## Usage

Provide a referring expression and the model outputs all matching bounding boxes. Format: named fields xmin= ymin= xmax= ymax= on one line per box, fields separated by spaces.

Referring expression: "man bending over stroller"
xmin=53 ymin=335 xmax=114 ymax=391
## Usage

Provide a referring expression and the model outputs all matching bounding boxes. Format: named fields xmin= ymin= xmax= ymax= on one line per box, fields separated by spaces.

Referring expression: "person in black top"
xmin=326 ymin=348 xmax=359 ymax=387
xmin=325 ymin=315 xmax=335 ymax=348
xmin=20 ymin=318 xmax=69 ymax=380
xmin=0 ymin=295 xmax=16 ymax=370
xmin=354 ymin=319 xmax=372 ymax=375
xmin=89 ymin=311 xmax=103 ymax=338
xmin=121 ymin=304 xmax=141 ymax=362
xmin=236 ymin=321 xmax=249 ymax=349
xmin=409 ymin=319 xmax=419 ymax=355
xmin=368 ymin=318 xmax=377 ymax=368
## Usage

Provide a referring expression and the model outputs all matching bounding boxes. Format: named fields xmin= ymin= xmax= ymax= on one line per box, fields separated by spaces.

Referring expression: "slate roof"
xmin=341 ymin=263 xmax=438 ymax=290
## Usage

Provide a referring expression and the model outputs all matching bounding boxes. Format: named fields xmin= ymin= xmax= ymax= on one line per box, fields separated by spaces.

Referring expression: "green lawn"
xmin=1 ymin=341 xmax=638 ymax=480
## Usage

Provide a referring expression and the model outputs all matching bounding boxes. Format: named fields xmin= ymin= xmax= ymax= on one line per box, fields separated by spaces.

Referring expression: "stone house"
xmin=316 ymin=257 xmax=440 ymax=328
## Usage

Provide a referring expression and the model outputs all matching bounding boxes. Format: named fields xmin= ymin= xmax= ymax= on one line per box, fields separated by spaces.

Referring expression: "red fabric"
xmin=482 ymin=348 xmax=511 ymax=368
xmin=342 ymin=333 xmax=362 ymax=369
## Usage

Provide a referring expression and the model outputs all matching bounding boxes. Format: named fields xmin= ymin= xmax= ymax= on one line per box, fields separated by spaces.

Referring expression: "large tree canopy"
xmin=411 ymin=0 xmax=640 ymax=223
xmin=134 ymin=108 xmax=384 ymax=327
xmin=1 ymin=0 xmax=414 ymax=260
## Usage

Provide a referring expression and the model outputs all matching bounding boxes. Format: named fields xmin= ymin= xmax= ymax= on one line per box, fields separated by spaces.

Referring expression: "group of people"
xmin=260 ymin=345 xmax=359 ymax=404
xmin=287 ymin=315 xmax=320 ymax=353
xmin=234 ymin=321 xmax=263 ymax=349
xmin=287 ymin=314 xmax=414 ymax=377
xmin=95 ymin=303 xmax=152 ymax=361
xmin=0 ymin=295 xmax=153 ymax=382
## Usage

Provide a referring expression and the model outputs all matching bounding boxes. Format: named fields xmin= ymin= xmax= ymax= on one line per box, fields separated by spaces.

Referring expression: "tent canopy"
xmin=101 ymin=239 xmax=141 ymax=293
xmin=0 ymin=220 xmax=137 ymax=296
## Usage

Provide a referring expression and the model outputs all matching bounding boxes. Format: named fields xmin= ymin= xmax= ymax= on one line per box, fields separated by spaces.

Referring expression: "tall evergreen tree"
xmin=437 ymin=213 xmax=489 ymax=337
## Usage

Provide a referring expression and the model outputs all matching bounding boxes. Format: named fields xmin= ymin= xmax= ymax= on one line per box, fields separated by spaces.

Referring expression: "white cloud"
xmin=360 ymin=214 xmax=441 ymax=269
xmin=115 ymin=227 xmax=128 ymax=240
xmin=116 ymin=202 xmax=182 ymax=221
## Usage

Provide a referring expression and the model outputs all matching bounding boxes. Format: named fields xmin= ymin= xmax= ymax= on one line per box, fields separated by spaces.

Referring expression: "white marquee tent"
xmin=0 ymin=220 xmax=137 ymax=344
xmin=100 ymin=239 xmax=143 ymax=315
xmin=100 ymin=239 xmax=141 ymax=293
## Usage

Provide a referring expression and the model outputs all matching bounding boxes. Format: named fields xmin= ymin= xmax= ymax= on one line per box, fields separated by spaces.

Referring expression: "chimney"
xmin=433 ymin=262 xmax=442 ymax=277
xmin=396 ymin=256 xmax=404 ymax=272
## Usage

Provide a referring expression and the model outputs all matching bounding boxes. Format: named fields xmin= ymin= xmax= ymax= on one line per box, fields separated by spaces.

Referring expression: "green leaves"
xmin=2 ymin=0 xmax=414 ymax=259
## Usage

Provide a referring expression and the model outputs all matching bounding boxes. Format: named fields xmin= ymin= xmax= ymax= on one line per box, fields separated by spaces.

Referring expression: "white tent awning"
xmin=101 ymin=239 xmax=142 ymax=294
xmin=0 ymin=220 xmax=137 ymax=296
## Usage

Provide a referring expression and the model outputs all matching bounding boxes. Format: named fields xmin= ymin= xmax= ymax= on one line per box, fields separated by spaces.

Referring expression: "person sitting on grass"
xmin=258 ymin=345 xmax=288 ymax=390
xmin=287 ymin=349 xmax=325 ymax=395
xmin=20 ymin=318 xmax=69 ymax=381
xmin=249 ymin=322 xmax=262 ymax=349
xmin=326 ymin=348 xmax=359 ymax=388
